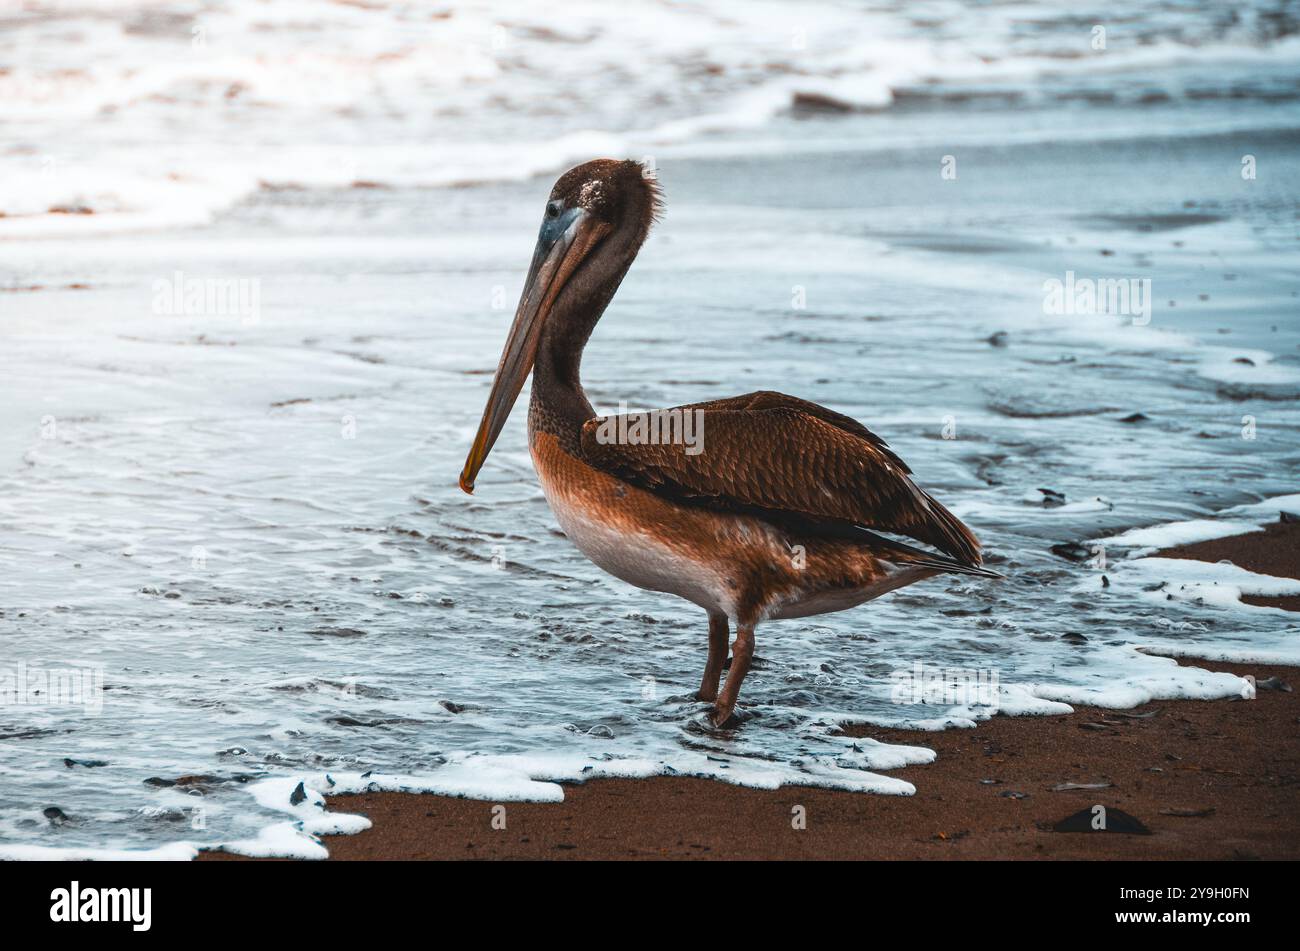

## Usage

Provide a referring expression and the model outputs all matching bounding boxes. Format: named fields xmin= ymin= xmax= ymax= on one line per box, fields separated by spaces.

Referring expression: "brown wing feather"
xmin=677 ymin=391 xmax=913 ymax=472
xmin=579 ymin=390 xmax=981 ymax=566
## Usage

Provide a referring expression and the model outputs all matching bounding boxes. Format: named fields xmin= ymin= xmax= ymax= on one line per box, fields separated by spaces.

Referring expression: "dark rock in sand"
xmin=790 ymin=91 xmax=856 ymax=114
xmin=1255 ymin=676 xmax=1291 ymax=693
xmin=1159 ymin=807 xmax=1215 ymax=818
xmin=146 ymin=773 xmax=248 ymax=789
xmin=308 ymin=626 xmax=368 ymax=638
xmin=172 ymin=775 xmax=220 ymax=787
xmin=1050 ymin=541 xmax=1092 ymax=562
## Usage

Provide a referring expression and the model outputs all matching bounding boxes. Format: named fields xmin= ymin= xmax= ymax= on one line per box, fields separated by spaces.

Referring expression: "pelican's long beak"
xmin=459 ymin=205 xmax=610 ymax=493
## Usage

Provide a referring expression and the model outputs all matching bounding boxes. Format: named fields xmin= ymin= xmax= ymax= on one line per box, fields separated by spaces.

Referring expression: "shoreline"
xmin=202 ymin=513 xmax=1300 ymax=861
xmin=201 ymin=659 xmax=1297 ymax=861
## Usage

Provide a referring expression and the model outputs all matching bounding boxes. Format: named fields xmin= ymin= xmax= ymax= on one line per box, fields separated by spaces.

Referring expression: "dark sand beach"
xmin=203 ymin=520 xmax=1300 ymax=861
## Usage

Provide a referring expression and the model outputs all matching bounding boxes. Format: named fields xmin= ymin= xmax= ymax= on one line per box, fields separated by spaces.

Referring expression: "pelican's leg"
xmin=711 ymin=622 xmax=755 ymax=728
xmin=697 ymin=613 xmax=729 ymax=702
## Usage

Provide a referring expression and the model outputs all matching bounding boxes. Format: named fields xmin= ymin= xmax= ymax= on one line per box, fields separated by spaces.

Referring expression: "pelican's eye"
xmin=545 ymin=200 xmax=563 ymax=219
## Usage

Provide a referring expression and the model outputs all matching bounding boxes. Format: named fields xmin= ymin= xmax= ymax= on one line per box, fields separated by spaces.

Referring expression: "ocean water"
xmin=1 ymin=0 xmax=1299 ymax=857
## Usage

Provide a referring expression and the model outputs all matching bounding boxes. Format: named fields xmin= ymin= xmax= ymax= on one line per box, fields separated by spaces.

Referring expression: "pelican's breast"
xmin=530 ymin=430 xmax=765 ymax=617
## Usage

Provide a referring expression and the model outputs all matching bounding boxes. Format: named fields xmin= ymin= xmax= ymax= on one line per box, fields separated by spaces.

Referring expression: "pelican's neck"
xmin=528 ymin=248 xmax=634 ymax=454
xmin=529 ymin=315 xmax=597 ymax=454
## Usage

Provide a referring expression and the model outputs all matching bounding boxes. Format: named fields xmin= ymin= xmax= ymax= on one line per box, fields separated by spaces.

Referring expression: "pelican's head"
xmin=459 ymin=160 xmax=662 ymax=494
xmin=545 ymin=158 xmax=663 ymax=240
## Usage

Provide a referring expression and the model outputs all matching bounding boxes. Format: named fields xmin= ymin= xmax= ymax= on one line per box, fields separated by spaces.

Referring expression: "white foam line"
xmin=212 ymin=776 xmax=372 ymax=860
xmin=1028 ymin=660 xmax=1254 ymax=707
xmin=1096 ymin=519 xmax=1264 ymax=552
xmin=1140 ymin=644 xmax=1300 ymax=667
xmin=1224 ymin=494 xmax=1300 ymax=519
xmin=1084 ymin=556 xmax=1300 ymax=615
xmin=0 ymin=842 xmax=198 ymax=861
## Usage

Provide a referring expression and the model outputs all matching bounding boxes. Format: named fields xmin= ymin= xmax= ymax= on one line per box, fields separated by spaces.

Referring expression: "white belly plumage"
xmin=540 ymin=477 xmax=740 ymax=617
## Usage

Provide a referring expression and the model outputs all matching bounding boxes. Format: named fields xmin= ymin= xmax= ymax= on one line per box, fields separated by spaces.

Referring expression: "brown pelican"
xmin=461 ymin=159 xmax=999 ymax=727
